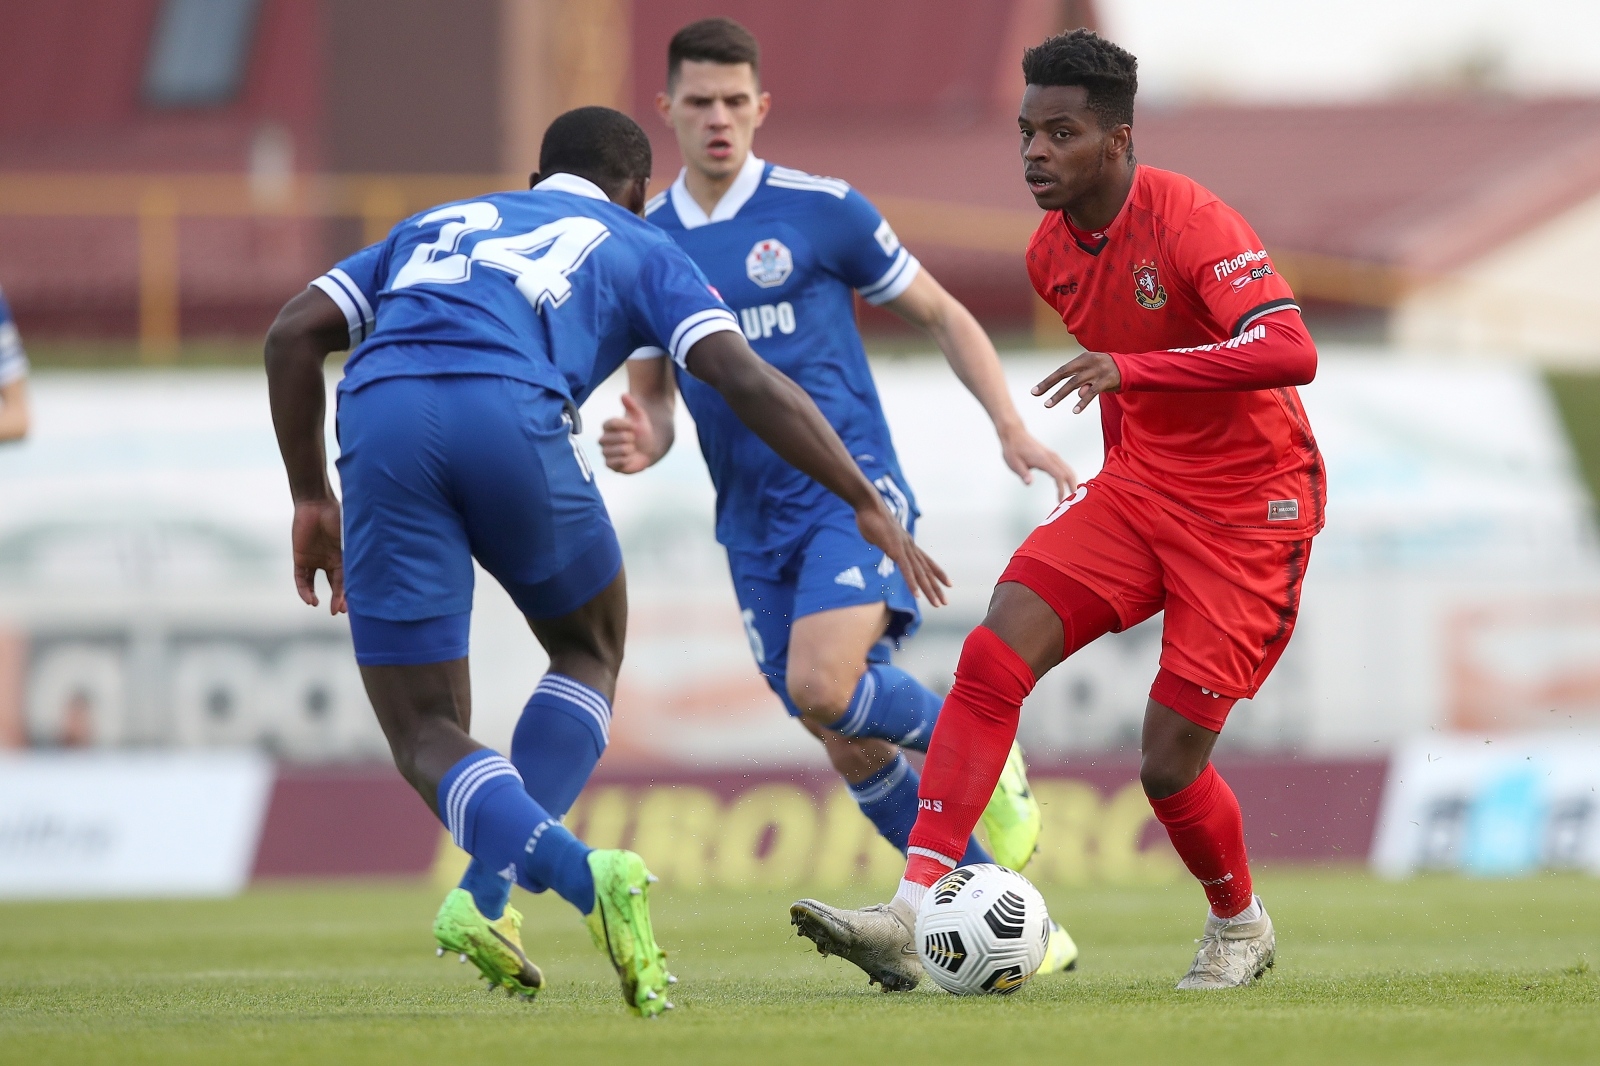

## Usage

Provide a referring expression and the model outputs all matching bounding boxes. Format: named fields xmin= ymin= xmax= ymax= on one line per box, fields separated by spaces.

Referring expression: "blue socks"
xmin=848 ymin=753 xmax=920 ymax=851
xmin=458 ymin=674 xmax=611 ymax=919
xmin=456 ymin=853 xmax=518 ymax=919
xmin=511 ymin=674 xmax=611 ymax=815
xmin=827 ymin=663 xmax=943 ymax=751
xmin=848 ymin=752 xmax=991 ymax=863
xmin=440 ymin=749 xmax=594 ymax=917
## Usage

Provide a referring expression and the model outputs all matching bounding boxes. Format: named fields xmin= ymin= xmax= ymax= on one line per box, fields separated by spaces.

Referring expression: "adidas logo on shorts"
xmin=833 ymin=566 xmax=866 ymax=590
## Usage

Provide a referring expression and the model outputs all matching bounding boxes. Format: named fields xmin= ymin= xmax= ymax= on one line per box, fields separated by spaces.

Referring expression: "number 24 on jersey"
xmin=391 ymin=202 xmax=609 ymax=312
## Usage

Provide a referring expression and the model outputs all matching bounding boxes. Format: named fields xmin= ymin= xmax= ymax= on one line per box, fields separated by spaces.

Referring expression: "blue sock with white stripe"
xmin=827 ymin=664 xmax=944 ymax=752
xmin=849 ymin=754 xmax=919 ymax=851
xmin=440 ymin=749 xmax=595 ymax=917
xmin=459 ymin=674 xmax=610 ymax=917
xmin=510 ymin=674 xmax=611 ymax=809
xmin=849 ymin=753 xmax=991 ymax=863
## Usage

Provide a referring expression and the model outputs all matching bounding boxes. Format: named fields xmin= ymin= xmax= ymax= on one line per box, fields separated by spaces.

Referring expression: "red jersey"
xmin=1027 ymin=165 xmax=1324 ymax=540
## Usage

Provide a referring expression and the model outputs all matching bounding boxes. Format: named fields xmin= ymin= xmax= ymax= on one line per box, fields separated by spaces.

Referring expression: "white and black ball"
xmin=914 ymin=864 xmax=1051 ymax=995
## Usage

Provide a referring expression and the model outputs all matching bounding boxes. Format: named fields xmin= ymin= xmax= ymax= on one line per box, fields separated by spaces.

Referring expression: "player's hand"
xmin=599 ymin=393 xmax=657 ymax=474
xmin=854 ymin=505 xmax=950 ymax=607
xmin=998 ymin=423 xmax=1078 ymax=501
xmin=1033 ymin=351 xmax=1122 ymax=414
xmin=292 ymin=497 xmax=346 ymax=615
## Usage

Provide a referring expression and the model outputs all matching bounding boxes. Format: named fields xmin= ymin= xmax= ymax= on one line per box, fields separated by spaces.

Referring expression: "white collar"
xmin=533 ymin=172 xmax=610 ymax=201
xmin=669 ymin=153 xmax=765 ymax=229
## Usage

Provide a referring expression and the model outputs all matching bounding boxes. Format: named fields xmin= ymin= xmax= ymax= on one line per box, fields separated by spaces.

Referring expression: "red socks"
xmin=1148 ymin=763 xmax=1254 ymax=917
xmin=905 ymin=625 xmax=1036 ymax=886
xmin=899 ymin=578 xmax=1253 ymax=921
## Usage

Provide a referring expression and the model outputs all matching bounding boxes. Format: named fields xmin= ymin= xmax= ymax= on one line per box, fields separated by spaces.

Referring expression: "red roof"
xmin=1134 ymin=97 xmax=1600 ymax=275
xmin=669 ymin=96 xmax=1600 ymax=287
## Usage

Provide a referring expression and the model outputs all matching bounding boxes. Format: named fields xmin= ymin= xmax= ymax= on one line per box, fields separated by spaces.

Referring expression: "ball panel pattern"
xmin=922 ymin=928 xmax=967 ymax=974
xmin=982 ymin=890 xmax=1027 ymax=939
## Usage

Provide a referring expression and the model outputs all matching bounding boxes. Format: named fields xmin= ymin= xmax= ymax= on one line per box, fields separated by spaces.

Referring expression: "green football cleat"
xmin=981 ymin=740 xmax=1042 ymax=871
xmin=585 ymin=849 xmax=674 ymax=1017
xmin=1037 ymin=919 xmax=1080 ymax=975
xmin=432 ymin=888 xmax=544 ymax=999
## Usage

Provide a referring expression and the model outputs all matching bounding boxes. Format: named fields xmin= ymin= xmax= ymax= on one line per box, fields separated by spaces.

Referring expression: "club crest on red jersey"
xmin=1132 ymin=260 xmax=1167 ymax=309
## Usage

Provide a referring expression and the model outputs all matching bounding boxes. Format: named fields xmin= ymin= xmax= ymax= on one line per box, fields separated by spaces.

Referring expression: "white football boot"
xmin=1175 ymin=896 xmax=1275 ymax=990
xmin=790 ymin=896 xmax=922 ymax=992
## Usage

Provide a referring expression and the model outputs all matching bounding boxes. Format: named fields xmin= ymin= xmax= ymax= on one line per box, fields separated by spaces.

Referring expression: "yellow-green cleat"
xmin=1037 ymin=918 xmax=1080 ymax=975
xmin=980 ymin=740 xmax=1042 ymax=871
xmin=585 ymin=849 xmax=674 ymax=1017
xmin=433 ymin=888 xmax=544 ymax=999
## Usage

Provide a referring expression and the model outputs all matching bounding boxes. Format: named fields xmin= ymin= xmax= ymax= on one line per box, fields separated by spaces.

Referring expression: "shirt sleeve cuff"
xmin=310 ymin=271 xmax=375 ymax=347
xmin=1107 ymin=351 xmax=1139 ymax=392
xmin=669 ymin=308 xmax=743 ymax=369
xmin=627 ymin=346 xmax=667 ymax=361
xmin=857 ymin=250 xmax=921 ymax=305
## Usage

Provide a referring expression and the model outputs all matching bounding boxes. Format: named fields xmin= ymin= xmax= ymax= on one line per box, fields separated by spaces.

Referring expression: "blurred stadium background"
xmin=2 ymin=0 xmax=1600 ymax=900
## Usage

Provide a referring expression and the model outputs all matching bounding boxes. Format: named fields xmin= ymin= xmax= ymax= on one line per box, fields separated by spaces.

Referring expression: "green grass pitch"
xmin=0 ymin=869 xmax=1595 ymax=1065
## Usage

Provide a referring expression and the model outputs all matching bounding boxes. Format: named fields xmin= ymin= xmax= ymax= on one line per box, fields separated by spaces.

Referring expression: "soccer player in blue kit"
xmin=599 ymin=19 xmax=1080 ymax=977
xmin=264 ymin=107 xmax=946 ymax=1016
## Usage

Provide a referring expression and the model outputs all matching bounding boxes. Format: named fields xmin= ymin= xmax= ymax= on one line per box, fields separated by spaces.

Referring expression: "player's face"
xmin=1018 ymin=85 xmax=1126 ymax=211
xmin=656 ymin=61 xmax=771 ymax=181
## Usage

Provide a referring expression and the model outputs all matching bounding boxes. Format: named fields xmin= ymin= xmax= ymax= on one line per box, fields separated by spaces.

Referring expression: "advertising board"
xmin=0 ymin=750 xmax=273 ymax=898
xmin=1371 ymin=735 xmax=1600 ymax=877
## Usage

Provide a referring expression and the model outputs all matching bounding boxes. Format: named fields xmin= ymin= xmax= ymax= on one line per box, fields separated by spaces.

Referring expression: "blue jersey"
xmin=314 ymin=173 xmax=740 ymax=405
xmin=646 ymin=155 xmax=921 ymax=553
xmin=0 ymin=284 xmax=27 ymax=387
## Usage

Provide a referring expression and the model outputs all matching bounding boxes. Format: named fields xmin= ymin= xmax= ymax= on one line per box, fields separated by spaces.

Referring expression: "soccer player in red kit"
xmin=791 ymin=29 xmax=1322 ymax=991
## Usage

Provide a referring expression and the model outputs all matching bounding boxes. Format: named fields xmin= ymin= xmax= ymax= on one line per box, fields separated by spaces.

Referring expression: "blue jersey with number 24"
xmin=313 ymin=174 xmax=740 ymax=406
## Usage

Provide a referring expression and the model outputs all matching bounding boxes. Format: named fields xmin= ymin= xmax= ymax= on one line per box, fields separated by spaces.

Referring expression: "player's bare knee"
xmin=546 ymin=643 xmax=623 ymax=696
xmin=980 ymin=583 xmax=1066 ymax=678
xmin=1139 ymin=751 xmax=1200 ymax=800
xmin=536 ymin=617 xmax=625 ymax=699
xmin=786 ymin=667 xmax=856 ymax=725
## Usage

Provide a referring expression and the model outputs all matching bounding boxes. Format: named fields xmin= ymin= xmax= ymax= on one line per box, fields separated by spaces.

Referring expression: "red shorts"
xmin=1003 ymin=478 xmax=1310 ymax=724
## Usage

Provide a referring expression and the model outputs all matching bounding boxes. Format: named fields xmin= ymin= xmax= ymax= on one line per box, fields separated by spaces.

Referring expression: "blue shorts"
xmin=727 ymin=512 xmax=922 ymax=717
xmin=336 ymin=374 xmax=622 ymax=666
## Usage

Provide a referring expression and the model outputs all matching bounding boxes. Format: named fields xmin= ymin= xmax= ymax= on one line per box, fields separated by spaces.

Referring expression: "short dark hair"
xmin=1022 ymin=29 xmax=1137 ymax=128
xmin=667 ymin=17 xmax=760 ymax=89
xmin=538 ymin=106 xmax=652 ymax=189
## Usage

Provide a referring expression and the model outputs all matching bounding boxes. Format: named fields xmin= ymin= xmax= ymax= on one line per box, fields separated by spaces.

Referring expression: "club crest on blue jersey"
xmin=746 ymin=238 xmax=794 ymax=288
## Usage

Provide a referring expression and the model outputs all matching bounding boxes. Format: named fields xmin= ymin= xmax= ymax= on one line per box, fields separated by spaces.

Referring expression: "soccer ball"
xmin=915 ymin=863 xmax=1051 ymax=995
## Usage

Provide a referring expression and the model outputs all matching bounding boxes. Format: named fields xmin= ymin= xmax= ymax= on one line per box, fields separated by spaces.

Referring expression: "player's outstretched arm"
xmin=1034 ymin=312 xmax=1316 ymax=411
xmin=884 ymin=270 xmax=1076 ymax=499
xmin=600 ymin=357 xmax=677 ymax=474
xmin=683 ymin=330 xmax=949 ymax=605
xmin=264 ymin=287 xmax=351 ymax=615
